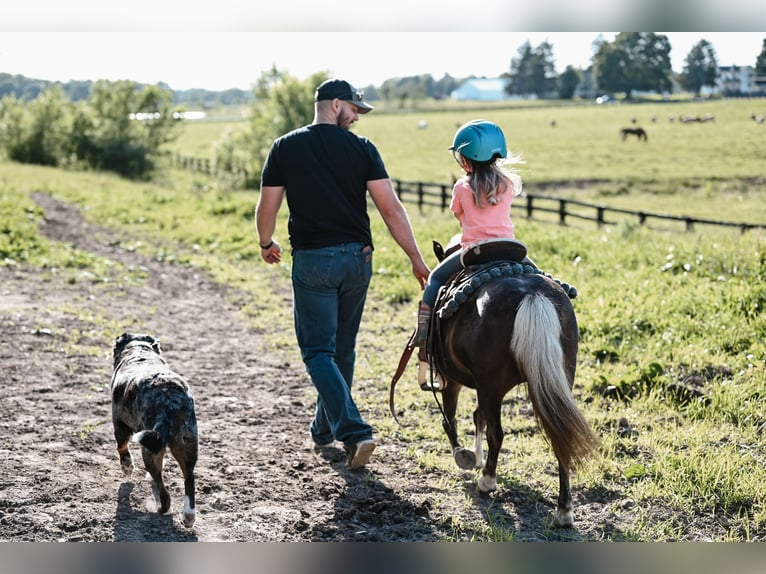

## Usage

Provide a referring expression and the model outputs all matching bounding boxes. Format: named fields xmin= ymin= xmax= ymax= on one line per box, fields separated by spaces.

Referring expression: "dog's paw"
xmin=120 ymin=460 xmax=134 ymax=477
xmin=119 ymin=452 xmax=134 ymax=477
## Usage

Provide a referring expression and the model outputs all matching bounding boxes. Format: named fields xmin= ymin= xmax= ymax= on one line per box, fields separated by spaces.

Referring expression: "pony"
xmin=390 ymin=239 xmax=599 ymax=527
xmin=620 ymin=127 xmax=648 ymax=141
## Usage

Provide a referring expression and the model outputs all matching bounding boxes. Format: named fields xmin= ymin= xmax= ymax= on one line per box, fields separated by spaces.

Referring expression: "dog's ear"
xmin=113 ymin=333 xmax=131 ymax=367
xmin=150 ymin=337 xmax=161 ymax=355
xmin=114 ymin=333 xmax=132 ymax=353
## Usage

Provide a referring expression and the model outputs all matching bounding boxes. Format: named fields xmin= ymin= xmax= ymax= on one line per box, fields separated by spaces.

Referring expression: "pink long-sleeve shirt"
xmin=450 ymin=175 xmax=516 ymax=247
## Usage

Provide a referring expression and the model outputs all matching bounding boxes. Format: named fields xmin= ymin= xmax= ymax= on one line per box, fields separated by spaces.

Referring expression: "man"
xmin=255 ymin=78 xmax=430 ymax=470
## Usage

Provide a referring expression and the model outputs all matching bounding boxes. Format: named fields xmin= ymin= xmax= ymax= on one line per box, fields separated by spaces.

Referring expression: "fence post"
xmin=417 ymin=182 xmax=424 ymax=211
xmin=441 ymin=185 xmax=449 ymax=211
xmin=393 ymin=180 xmax=403 ymax=200
xmin=526 ymin=196 xmax=533 ymax=219
xmin=558 ymin=199 xmax=567 ymax=225
xmin=685 ymin=218 xmax=694 ymax=232
xmin=596 ymin=206 xmax=605 ymax=227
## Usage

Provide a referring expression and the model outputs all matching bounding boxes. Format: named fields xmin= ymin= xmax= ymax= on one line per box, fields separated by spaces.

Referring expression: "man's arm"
xmin=255 ymin=185 xmax=285 ymax=264
xmin=367 ymin=178 xmax=430 ymax=288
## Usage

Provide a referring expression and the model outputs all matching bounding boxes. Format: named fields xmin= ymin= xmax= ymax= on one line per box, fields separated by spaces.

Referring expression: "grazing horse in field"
xmin=620 ymin=127 xmax=648 ymax=141
xmin=390 ymin=239 xmax=599 ymax=527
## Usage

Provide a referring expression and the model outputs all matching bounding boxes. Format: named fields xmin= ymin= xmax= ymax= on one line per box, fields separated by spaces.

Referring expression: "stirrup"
xmin=417 ymin=359 xmax=443 ymax=392
xmin=420 ymin=379 xmax=444 ymax=392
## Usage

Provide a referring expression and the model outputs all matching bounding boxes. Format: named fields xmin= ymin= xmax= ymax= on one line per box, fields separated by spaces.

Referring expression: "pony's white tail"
xmin=511 ymin=293 xmax=598 ymax=471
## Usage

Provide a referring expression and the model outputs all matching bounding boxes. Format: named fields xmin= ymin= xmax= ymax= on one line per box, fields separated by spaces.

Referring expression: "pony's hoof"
xmin=477 ymin=474 xmax=497 ymax=493
xmin=453 ymin=448 xmax=476 ymax=470
xmin=552 ymin=508 xmax=574 ymax=528
xmin=120 ymin=463 xmax=134 ymax=477
xmin=183 ymin=497 xmax=196 ymax=527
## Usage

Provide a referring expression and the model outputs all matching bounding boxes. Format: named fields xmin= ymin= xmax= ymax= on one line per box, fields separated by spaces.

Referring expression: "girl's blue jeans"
xmin=291 ymin=242 xmax=374 ymax=447
xmin=423 ymin=250 xmax=462 ymax=306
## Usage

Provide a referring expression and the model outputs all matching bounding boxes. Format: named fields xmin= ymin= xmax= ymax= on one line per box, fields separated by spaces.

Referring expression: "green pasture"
xmin=174 ymin=98 xmax=766 ymax=223
xmin=2 ymin=97 xmax=766 ymax=540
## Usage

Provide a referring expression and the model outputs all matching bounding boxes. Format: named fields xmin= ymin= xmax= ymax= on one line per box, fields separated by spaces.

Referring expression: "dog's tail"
xmin=133 ymin=427 xmax=167 ymax=454
xmin=133 ymin=406 xmax=178 ymax=454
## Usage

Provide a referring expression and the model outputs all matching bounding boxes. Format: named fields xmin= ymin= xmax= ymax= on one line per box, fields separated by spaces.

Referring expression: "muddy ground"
xmin=0 ymin=193 xmax=635 ymax=543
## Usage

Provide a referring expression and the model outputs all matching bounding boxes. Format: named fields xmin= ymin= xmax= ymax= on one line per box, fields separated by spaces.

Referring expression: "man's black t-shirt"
xmin=261 ymin=123 xmax=389 ymax=250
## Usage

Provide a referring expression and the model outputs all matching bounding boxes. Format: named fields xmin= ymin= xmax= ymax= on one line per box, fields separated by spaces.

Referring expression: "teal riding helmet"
xmin=449 ymin=119 xmax=507 ymax=162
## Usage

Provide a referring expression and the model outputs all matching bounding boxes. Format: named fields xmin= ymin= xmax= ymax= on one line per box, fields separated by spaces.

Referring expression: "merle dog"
xmin=110 ymin=333 xmax=198 ymax=527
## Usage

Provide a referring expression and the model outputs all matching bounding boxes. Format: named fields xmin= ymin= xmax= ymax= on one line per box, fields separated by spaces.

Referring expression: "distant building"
xmin=450 ymin=78 xmax=518 ymax=101
xmin=706 ymin=65 xmax=762 ymax=96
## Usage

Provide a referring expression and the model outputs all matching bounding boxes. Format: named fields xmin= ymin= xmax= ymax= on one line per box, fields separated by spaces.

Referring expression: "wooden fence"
xmin=175 ymin=154 xmax=249 ymax=181
xmin=391 ymin=179 xmax=766 ymax=233
xmin=172 ymin=156 xmax=764 ymax=233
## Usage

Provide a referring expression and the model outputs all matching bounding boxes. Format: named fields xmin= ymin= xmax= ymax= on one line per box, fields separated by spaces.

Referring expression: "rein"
xmin=388 ymin=331 xmax=415 ymax=424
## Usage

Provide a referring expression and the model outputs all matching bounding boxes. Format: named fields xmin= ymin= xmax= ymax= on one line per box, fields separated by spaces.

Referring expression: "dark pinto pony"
xmin=620 ymin=126 xmax=648 ymax=141
xmin=390 ymin=238 xmax=599 ymax=527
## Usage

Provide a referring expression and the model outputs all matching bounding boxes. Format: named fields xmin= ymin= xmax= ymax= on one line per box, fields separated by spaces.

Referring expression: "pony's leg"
xmin=553 ymin=460 xmax=574 ymax=527
xmin=476 ymin=398 xmax=504 ymax=493
xmin=471 ymin=407 xmax=486 ymax=469
xmin=441 ymin=382 xmax=476 ymax=470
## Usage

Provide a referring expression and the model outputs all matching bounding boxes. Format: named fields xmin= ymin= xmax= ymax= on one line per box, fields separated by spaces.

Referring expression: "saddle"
xmin=426 ymin=239 xmax=578 ymax=390
xmin=422 ymin=239 xmax=533 ymax=392
xmin=389 ymin=239 xmax=576 ymax=399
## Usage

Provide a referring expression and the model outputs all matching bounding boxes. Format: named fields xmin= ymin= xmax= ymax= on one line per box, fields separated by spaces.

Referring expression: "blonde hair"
xmin=464 ymin=152 xmax=524 ymax=207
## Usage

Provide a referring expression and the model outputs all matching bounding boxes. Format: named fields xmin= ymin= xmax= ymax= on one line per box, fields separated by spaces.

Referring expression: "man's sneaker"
xmin=313 ymin=440 xmax=335 ymax=450
xmin=347 ymin=439 xmax=376 ymax=470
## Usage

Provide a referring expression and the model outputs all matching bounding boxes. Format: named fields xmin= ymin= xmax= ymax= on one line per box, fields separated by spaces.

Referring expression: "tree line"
xmin=0 ymin=80 xmax=181 ymax=179
xmin=0 ymin=73 xmax=254 ymax=107
xmin=2 ymin=33 xmax=764 ymax=109
xmin=2 ymin=35 xmax=765 ymax=184
xmin=507 ymin=33 xmax=766 ymax=100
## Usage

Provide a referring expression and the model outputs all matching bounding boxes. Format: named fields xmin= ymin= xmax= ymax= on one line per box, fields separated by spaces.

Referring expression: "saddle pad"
xmin=460 ymin=238 xmax=528 ymax=267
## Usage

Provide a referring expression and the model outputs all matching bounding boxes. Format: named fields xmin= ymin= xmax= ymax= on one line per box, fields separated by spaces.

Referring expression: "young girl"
xmin=414 ymin=119 xmax=525 ymax=388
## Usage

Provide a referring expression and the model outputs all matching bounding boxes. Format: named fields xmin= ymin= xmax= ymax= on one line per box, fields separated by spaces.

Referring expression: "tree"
xmin=216 ymin=67 xmax=325 ymax=189
xmin=593 ymin=32 xmax=673 ymax=99
xmin=506 ymin=40 xmax=557 ymax=98
xmin=680 ymin=39 xmax=719 ymax=96
xmin=531 ymin=41 xmax=558 ymax=97
xmin=72 ymin=80 xmax=181 ymax=179
xmin=0 ymin=88 xmax=71 ymax=166
xmin=557 ymin=66 xmax=582 ymax=99
xmin=379 ymin=75 xmax=431 ymax=105
xmin=755 ymin=38 xmax=766 ymax=91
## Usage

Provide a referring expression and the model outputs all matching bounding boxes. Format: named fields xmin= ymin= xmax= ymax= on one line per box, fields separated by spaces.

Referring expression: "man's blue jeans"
xmin=291 ymin=243 xmax=374 ymax=447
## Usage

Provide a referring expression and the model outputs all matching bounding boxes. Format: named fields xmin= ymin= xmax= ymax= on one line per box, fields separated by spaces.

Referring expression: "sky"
xmin=1 ymin=3 xmax=764 ymax=92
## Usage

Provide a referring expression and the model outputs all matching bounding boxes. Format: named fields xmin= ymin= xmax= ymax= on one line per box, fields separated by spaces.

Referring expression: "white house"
xmin=715 ymin=65 xmax=759 ymax=95
xmin=450 ymin=78 xmax=517 ymax=101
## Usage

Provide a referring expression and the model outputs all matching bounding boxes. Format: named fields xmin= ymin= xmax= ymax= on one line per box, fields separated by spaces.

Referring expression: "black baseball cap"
xmin=314 ymin=79 xmax=373 ymax=114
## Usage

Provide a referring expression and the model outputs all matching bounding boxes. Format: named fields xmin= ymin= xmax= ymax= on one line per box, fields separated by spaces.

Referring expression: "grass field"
xmin=2 ymin=96 xmax=766 ymax=540
xmin=173 ymin=98 xmax=766 ymax=223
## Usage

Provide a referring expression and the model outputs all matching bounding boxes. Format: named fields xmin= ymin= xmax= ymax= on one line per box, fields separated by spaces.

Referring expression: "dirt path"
xmin=0 ymin=193 xmax=456 ymax=542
